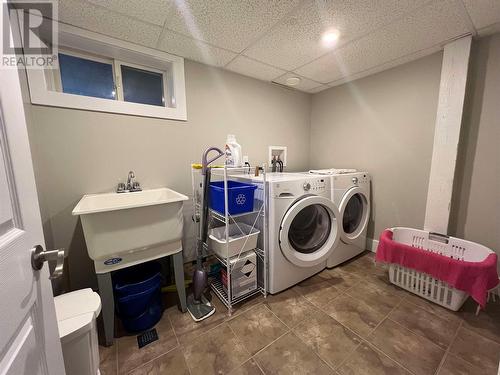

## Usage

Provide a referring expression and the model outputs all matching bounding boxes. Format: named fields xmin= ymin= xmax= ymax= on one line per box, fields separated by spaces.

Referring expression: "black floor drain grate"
xmin=137 ymin=328 xmax=159 ymax=348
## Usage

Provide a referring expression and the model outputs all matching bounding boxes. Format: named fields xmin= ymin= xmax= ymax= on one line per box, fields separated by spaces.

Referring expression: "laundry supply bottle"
xmin=225 ymin=134 xmax=242 ymax=167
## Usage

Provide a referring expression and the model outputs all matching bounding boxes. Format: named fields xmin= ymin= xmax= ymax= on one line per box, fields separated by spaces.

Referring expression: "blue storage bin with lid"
xmin=209 ymin=180 xmax=257 ymax=215
xmin=113 ymin=261 xmax=163 ymax=332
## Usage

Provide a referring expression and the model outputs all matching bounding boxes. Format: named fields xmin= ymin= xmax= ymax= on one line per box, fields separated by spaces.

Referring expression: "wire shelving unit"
xmin=191 ymin=165 xmax=267 ymax=315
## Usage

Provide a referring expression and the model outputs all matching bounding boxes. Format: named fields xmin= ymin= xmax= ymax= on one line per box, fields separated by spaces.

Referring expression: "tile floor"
xmin=99 ymin=252 xmax=500 ymax=375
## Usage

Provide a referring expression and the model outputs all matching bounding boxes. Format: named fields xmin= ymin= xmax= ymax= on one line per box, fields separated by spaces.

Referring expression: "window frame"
xmin=25 ymin=23 xmax=187 ymax=121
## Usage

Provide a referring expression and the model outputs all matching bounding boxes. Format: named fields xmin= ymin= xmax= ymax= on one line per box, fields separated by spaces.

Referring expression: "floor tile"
xmin=337 ymin=259 xmax=368 ymax=279
xmin=449 ymin=326 xmax=500 ymax=372
xmin=437 ymin=353 xmax=485 ymax=375
xmin=230 ymin=294 xmax=264 ymax=318
xmin=337 ymin=342 xmax=411 ymax=375
xmin=116 ymin=315 xmax=178 ymax=374
xmin=369 ymin=319 xmax=445 ymax=375
xmin=460 ymin=297 xmax=500 ymax=344
xmin=322 ymin=267 xmax=362 ymax=292
xmin=263 ymin=288 xmax=317 ymax=328
xmin=167 ymin=296 xmax=226 ymax=345
xmin=293 ymin=274 xmax=342 ymax=308
xmin=293 ymin=310 xmax=362 ymax=368
xmin=227 ymin=304 xmax=287 ymax=355
xmin=254 ymin=332 xmax=333 ymax=375
xmin=347 ymin=281 xmax=402 ymax=315
xmin=363 ymin=271 xmax=408 ymax=298
xmin=99 ymin=344 xmax=117 ymax=375
xmin=128 ymin=348 xmax=189 ymax=375
xmin=229 ymin=359 xmax=264 ymax=375
xmin=404 ymin=292 xmax=464 ymax=324
xmin=389 ymin=301 xmax=460 ymax=349
xmin=183 ymin=323 xmax=250 ymax=375
xmin=323 ymin=294 xmax=386 ymax=338
xmin=352 ymin=252 xmax=385 ymax=274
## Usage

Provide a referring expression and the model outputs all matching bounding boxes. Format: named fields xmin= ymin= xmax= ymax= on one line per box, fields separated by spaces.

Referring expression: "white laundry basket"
xmin=387 ymin=227 xmax=495 ymax=311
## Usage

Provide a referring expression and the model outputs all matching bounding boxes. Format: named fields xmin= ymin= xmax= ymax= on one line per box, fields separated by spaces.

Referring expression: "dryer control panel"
xmin=306 ymin=178 xmax=327 ymax=193
xmin=272 ymin=177 xmax=330 ymax=197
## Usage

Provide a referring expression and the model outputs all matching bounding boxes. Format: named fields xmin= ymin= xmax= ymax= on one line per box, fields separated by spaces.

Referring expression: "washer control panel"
xmin=305 ymin=178 xmax=327 ymax=193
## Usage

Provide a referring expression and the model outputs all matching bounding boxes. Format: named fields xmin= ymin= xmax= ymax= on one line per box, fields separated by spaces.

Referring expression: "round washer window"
xmin=343 ymin=194 xmax=364 ymax=234
xmin=288 ymin=204 xmax=331 ymax=254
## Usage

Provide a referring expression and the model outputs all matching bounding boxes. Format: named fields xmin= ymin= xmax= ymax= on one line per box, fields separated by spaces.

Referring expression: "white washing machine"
xmin=327 ymin=172 xmax=371 ymax=268
xmin=265 ymin=173 xmax=341 ymax=293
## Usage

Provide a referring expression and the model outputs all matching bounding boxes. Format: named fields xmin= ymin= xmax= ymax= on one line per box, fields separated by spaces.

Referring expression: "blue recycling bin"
xmin=113 ymin=261 xmax=163 ymax=333
xmin=209 ymin=180 xmax=257 ymax=215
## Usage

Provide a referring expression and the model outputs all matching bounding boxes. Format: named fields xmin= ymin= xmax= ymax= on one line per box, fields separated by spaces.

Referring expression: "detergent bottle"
xmin=225 ymin=134 xmax=242 ymax=167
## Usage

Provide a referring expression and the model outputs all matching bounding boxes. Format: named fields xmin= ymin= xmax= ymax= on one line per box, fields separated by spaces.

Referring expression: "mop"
xmin=187 ymin=147 xmax=224 ymax=322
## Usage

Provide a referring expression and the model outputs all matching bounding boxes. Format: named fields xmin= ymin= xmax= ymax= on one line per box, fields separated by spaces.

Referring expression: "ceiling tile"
xmin=58 ymin=0 xmax=162 ymax=47
xmin=244 ymin=0 xmax=429 ymax=71
xmin=462 ymin=0 xmax=500 ymax=30
xmin=295 ymin=0 xmax=470 ymax=83
xmin=225 ymin=56 xmax=285 ymax=81
xmin=308 ymin=85 xmax=330 ymax=94
xmin=273 ymin=73 xmax=321 ymax=92
xmin=327 ymin=45 xmax=442 ymax=87
xmin=156 ymin=29 xmax=237 ymax=67
xmin=162 ymin=0 xmax=302 ymax=53
xmin=85 ymin=0 xmax=171 ymax=26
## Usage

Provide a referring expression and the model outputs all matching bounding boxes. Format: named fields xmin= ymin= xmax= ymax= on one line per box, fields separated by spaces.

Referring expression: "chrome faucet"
xmin=117 ymin=171 xmax=142 ymax=193
xmin=126 ymin=171 xmax=135 ymax=190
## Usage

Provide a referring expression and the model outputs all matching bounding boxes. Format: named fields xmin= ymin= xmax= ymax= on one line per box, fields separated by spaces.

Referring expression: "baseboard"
xmin=366 ymin=238 xmax=379 ymax=253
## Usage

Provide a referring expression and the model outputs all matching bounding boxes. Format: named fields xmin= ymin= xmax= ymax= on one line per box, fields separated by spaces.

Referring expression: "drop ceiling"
xmin=57 ymin=0 xmax=500 ymax=93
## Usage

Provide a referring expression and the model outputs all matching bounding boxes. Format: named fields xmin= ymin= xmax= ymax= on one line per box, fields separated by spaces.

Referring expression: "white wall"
xmin=25 ymin=60 xmax=312 ymax=291
xmin=309 ymin=52 xmax=443 ymax=241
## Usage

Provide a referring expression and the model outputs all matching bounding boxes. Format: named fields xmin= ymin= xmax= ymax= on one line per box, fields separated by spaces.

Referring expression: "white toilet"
xmin=54 ymin=288 xmax=102 ymax=375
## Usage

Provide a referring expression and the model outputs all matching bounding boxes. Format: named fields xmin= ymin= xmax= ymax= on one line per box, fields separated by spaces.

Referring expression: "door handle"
xmin=31 ymin=245 xmax=66 ymax=279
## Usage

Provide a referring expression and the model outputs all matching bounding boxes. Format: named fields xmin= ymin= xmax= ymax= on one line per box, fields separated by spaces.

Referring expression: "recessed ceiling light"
xmin=285 ymin=77 xmax=301 ymax=86
xmin=322 ymin=29 xmax=340 ymax=47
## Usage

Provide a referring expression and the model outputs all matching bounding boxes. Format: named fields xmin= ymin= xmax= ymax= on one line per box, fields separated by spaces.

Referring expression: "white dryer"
xmin=268 ymin=174 xmax=341 ymax=293
xmin=327 ymin=172 xmax=371 ymax=268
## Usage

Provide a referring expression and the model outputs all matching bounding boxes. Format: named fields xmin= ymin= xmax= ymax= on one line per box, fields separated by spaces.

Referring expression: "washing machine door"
xmin=279 ymin=195 xmax=340 ymax=267
xmin=339 ymin=187 xmax=370 ymax=244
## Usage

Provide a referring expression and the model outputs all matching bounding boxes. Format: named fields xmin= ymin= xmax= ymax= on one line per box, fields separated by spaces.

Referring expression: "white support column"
xmin=424 ymin=36 xmax=472 ymax=234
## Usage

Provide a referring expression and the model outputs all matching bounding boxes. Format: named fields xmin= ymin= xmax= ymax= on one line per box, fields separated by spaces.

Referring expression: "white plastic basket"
xmin=208 ymin=223 xmax=260 ymax=259
xmin=387 ymin=227 xmax=495 ymax=311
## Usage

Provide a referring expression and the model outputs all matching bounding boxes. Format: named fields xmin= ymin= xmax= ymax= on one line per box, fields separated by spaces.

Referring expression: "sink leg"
xmin=97 ymin=272 xmax=114 ymax=346
xmin=173 ymin=251 xmax=187 ymax=313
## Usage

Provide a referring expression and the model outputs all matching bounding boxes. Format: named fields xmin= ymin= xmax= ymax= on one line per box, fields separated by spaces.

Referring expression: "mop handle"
xmin=202 ymin=147 xmax=224 ymax=175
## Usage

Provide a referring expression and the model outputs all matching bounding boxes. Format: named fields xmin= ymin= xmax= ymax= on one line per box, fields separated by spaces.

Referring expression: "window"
xmin=25 ymin=23 xmax=186 ymax=120
xmin=58 ymin=53 xmax=116 ymax=100
xmin=54 ymin=50 xmax=169 ymax=107
xmin=120 ymin=65 xmax=164 ymax=106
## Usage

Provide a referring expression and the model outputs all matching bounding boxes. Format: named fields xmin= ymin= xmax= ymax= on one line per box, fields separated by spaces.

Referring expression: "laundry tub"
xmin=113 ymin=261 xmax=163 ymax=333
xmin=54 ymin=288 xmax=101 ymax=375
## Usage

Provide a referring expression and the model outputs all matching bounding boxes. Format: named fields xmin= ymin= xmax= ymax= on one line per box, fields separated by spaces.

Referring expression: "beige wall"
xmin=309 ymin=52 xmax=443 ymax=241
xmin=26 ymin=34 xmax=500 ymax=292
xmin=26 ymin=60 xmax=311 ymax=291
xmin=450 ymin=33 xmax=500 ymax=267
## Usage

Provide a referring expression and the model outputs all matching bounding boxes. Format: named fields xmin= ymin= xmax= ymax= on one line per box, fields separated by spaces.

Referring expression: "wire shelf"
xmin=191 ymin=163 xmax=268 ymax=314
xmin=210 ymin=279 xmax=264 ymax=309
xmin=209 ymin=208 xmax=263 ymax=224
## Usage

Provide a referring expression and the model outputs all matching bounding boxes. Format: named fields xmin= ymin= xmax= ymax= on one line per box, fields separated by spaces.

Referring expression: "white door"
xmin=279 ymin=195 xmax=340 ymax=267
xmin=0 ymin=15 xmax=66 ymax=375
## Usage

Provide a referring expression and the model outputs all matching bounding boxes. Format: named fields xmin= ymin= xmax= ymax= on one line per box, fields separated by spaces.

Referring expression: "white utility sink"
xmin=72 ymin=188 xmax=189 ymax=273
